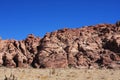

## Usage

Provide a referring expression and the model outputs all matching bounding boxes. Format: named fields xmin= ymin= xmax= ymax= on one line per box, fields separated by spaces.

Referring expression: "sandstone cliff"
xmin=0 ymin=21 xmax=120 ymax=69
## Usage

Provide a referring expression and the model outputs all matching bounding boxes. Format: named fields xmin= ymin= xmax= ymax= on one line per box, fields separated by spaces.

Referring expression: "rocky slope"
xmin=0 ymin=21 xmax=120 ymax=69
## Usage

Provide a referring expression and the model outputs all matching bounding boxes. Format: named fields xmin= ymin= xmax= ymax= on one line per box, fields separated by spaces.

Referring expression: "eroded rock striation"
xmin=0 ymin=22 xmax=120 ymax=69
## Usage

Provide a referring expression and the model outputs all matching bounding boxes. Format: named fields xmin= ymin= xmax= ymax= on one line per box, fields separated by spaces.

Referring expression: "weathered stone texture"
xmin=0 ymin=22 xmax=120 ymax=69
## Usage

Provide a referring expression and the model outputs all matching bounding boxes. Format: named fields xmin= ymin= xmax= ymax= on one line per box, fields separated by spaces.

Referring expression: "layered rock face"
xmin=0 ymin=34 xmax=40 ymax=68
xmin=0 ymin=22 xmax=120 ymax=69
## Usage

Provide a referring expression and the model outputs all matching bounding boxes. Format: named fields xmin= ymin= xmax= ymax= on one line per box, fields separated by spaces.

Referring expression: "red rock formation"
xmin=0 ymin=22 xmax=120 ymax=69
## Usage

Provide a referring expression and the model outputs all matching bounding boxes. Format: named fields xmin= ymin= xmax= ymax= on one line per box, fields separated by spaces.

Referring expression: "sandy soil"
xmin=0 ymin=68 xmax=120 ymax=80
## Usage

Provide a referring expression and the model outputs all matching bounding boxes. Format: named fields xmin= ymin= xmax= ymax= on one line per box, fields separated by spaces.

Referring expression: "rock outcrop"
xmin=0 ymin=22 xmax=120 ymax=69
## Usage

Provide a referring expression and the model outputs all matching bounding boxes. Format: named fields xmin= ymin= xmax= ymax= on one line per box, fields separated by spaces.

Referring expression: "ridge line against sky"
xmin=0 ymin=0 xmax=120 ymax=40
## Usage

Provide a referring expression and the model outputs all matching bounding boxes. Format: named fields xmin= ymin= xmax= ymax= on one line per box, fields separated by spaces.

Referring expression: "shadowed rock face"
xmin=0 ymin=22 xmax=120 ymax=69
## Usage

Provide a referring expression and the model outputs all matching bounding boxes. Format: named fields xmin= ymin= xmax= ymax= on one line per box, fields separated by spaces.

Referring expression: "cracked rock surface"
xmin=0 ymin=22 xmax=120 ymax=69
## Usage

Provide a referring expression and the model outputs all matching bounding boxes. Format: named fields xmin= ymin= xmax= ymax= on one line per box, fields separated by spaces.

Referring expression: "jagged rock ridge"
xmin=0 ymin=21 xmax=120 ymax=69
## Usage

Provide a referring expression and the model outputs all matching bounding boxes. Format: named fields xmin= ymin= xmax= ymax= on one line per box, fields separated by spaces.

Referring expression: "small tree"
xmin=116 ymin=21 xmax=120 ymax=27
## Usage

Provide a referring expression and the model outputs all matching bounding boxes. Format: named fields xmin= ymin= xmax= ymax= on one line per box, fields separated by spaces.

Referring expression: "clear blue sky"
xmin=0 ymin=0 xmax=120 ymax=40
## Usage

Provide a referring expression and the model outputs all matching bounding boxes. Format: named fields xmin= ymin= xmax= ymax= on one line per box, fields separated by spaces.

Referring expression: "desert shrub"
xmin=4 ymin=73 xmax=17 ymax=80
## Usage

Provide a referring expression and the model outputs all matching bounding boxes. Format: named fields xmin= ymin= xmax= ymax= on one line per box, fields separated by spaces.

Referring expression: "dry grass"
xmin=0 ymin=67 xmax=120 ymax=80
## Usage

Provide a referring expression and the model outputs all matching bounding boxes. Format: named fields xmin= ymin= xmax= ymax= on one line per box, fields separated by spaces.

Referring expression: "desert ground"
xmin=0 ymin=68 xmax=120 ymax=80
